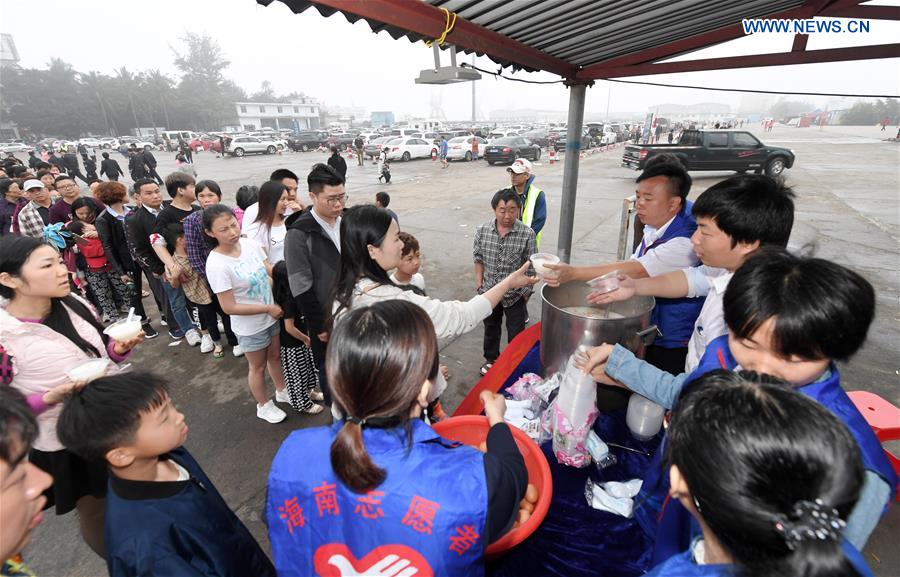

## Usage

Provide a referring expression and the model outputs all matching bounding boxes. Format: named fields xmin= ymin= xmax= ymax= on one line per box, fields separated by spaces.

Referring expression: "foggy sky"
xmin=1 ymin=0 xmax=898 ymax=121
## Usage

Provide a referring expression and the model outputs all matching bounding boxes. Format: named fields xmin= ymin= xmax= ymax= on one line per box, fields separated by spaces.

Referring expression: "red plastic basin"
xmin=432 ymin=415 xmax=553 ymax=557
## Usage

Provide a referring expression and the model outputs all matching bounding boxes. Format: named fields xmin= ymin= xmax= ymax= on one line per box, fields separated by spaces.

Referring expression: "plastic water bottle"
xmin=626 ymin=393 xmax=665 ymax=441
xmin=556 ymin=346 xmax=597 ymax=427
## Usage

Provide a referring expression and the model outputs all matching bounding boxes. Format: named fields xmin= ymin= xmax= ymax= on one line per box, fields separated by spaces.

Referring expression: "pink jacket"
xmin=0 ymin=297 xmax=121 ymax=451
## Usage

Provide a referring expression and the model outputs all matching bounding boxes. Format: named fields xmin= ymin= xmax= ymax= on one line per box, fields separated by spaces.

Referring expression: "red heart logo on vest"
xmin=313 ymin=543 xmax=434 ymax=577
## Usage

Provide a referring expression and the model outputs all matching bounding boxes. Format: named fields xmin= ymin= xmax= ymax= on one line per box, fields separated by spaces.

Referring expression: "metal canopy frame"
xmin=260 ymin=0 xmax=900 ymax=262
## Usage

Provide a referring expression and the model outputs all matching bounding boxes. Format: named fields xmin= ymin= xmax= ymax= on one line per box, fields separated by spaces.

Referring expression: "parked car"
xmin=0 ymin=142 xmax=34 ymax=153
xmin=258 ymin=136 xmax=288 ymax=151
xmin=483 ymin=137 xmax=541 ymax=165
xmin=383 ymin=137 xmax=438 ymax=162
xmin=289 ymin=131 xmax=329 ymax=152
xmin=118 ymin=137 xmax=156 ymax=151
xmin=446 ymin=136 xmax=486 ymax=161
xmin=553 ymin=130 xmax=592 ymax=152
xmin=225 ymin=136 xmax=279 ymax=157
xmin=328 ymin=133 xmax=357 ymax=148
xmin=364 ymin=136 xmax=393 ymax=159
xmin=523 ymin=130 xmax=550 ymax=148
xmin=621 ymin=129 xmax=795 ymax=176
xmin=78 ymin=137 xmax=103 ymax=149
xmin=98 ymin=137 xmax=119 ymax=149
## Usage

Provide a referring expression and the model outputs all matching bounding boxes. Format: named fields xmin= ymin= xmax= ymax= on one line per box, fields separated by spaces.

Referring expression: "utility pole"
xmin=471 ymin=54 xmax=476 ymax=122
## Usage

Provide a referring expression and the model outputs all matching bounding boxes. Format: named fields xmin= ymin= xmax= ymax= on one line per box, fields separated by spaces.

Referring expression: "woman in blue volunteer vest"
xmin=266 ymin=300 xmax=527 ymax=577
xmin=645 ymin=370 xmax=874 ymax=577
xmin=645 ymin=247 xmax=896 ymax=565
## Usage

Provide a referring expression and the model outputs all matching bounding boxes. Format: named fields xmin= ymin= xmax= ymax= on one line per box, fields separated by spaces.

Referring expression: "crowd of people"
xmin=0 ymin=144 xmax=893 ymax=577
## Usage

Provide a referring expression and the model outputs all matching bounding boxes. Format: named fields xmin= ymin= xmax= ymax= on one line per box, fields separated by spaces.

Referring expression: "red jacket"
xmin=79 ymin=237 xmax=110 ymax=272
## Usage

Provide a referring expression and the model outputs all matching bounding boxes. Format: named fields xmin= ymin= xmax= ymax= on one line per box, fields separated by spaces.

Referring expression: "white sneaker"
xmin=274 ymin=388 xmax=291 ymax=404
xmin=184 ymin=329 xmax=202 ymax=347
xmin=309 ymin=390 xmax=324 ymax=402
xmin=199 ymin=334 xmax=214 ymax=353
xmin=256 ymin=400 xmax=286 ymax=423
xmin=232 ymin=345 xmax=244 ymax=357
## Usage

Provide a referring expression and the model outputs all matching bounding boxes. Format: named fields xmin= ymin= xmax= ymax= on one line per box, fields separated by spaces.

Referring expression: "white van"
xmin=389 ymin=128 xmax=420 ymax=138
xmin=162 ymin=130 xmax=200 ymax=143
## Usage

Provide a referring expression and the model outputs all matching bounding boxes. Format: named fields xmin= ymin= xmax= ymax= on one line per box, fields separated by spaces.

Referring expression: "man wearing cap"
xmin=17 ymin=180 xmax=54 ymax=238
xmin=505 ymin=158 xmax=547 ymax=248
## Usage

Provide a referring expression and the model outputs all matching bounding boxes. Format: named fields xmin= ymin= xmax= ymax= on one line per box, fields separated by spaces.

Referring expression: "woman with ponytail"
xmin=646 ymin=369 xmax=873 ymax=577
xmin=267 ymin=300 xmax=527 ymax=576
xmin=0 ymin=235 xmax=144 ymax=559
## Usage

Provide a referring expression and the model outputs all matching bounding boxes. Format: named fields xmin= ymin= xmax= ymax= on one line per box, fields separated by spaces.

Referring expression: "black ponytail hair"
xmin=328 ymin=300 xmax=439 ymax=493
xmin=0 ymin=236 xmax=107 ymax=357
xmin=668 ymin=370 xmax=864 ymax=577
xmin=331 ymin=205 xmax=394 ymax=321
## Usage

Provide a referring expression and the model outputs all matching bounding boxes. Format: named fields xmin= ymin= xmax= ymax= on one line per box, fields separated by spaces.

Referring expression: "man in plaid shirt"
xmin=16 ymin=180 xmax=53 ymax=238
xmin=474 ymin=188 xmax=536 ymax=375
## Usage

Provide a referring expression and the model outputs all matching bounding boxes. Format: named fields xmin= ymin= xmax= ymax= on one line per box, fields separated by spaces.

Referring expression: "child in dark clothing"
xmin=57 ymin=372 xmax=275 ymax=577
xmin=272 ymin=261 xmax=324 ymax=414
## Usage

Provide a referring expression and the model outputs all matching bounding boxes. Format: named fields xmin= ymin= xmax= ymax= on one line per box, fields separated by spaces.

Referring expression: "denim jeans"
xmin=161 ymin=279 xmax=196 ymax=335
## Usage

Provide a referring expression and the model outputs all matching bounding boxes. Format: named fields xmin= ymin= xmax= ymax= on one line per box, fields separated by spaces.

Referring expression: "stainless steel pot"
xmin=540 ymin=283 xmax=657 ymax=376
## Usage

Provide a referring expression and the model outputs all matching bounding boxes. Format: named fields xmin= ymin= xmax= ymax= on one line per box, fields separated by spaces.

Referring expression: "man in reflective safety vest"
xmin=506 ymin=158 xmax=547 ymax=248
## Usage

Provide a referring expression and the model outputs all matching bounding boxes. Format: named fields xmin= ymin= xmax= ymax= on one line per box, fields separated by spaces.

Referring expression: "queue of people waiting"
xmin=0 ymin=154 xmax=894 ymax=577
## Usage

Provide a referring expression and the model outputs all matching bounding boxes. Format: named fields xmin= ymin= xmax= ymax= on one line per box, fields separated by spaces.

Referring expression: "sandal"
xmin=480 ymin=362 xmax=493 ymax=376
xmin=141 ymin=289 xmax=150 ymax=298
xmin=309 ymin=390 xmax=324 ymax=402
xmin=212 ymin=344 xmax=224 ymax=358
xmin=303 ymin=403 xmax=325 ymax=415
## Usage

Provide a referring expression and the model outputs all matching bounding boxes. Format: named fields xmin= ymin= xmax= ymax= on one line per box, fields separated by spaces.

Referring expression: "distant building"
xmin=649 ymin=102 xmax=732 ymax=124
xmin=371 ymin=111 xmax=395 ymax=128
xmin=231 ymin=98 xmax=320 ymax=132
xmin=490 ymin=108 xmax=568 ymax=122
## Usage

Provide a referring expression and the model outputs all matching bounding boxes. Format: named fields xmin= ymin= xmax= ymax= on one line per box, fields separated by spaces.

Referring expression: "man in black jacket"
xmin=94 ymin=181 xmax=158 ymax=338
xmin=326 ymin=146 xmax=347 ymax=180
xmin=124 ymin=178 xmax=180 ymax=339
xmin=142 ymin=148 xmax=163 ymax=185
xmin=62 ymin=149 xmax=88 ymax=183
xmin=100 ymin=152 xmax=123 ymax=181
xmin=284 ymin=163 xmax=346 ymax=406
xmin=353 ymin=136 xmax=365 ymax=167
xmin=128 ymin=148 xmax=147 ymax=181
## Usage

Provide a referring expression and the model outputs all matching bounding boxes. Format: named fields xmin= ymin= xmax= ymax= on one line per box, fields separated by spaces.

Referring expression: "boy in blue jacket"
xmin=58 ymin=372 xmax=275 ymax=577
xmin=578 ymin=247 xmax=896 ymax=557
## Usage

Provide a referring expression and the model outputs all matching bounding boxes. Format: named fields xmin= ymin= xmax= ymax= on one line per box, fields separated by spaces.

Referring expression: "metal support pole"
xmin=557 ymin=82 xmax=589 ymax=264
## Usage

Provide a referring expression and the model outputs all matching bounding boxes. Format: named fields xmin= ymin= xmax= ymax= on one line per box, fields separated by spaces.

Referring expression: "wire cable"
xmin=460 ymin=63 xmax=899 ymax=98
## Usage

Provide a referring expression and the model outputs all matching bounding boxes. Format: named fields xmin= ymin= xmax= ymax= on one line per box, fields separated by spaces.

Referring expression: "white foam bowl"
xmin=66 ymin=359 xmax=111 ymax=383
xmin=529 ymin=252 xmax=560 ymax=276
xmin=104 ymin=316 xmax=143 ymax=342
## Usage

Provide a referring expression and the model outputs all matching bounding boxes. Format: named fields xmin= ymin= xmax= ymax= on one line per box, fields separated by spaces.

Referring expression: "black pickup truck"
xmin=622 ymin=130 xmax=795 ymax=176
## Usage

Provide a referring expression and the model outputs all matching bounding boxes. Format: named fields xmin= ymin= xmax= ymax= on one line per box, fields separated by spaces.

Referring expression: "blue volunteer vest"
xmin=267 ymin=419 xmax=488 ymax=577
xmin=640 ymin=203 xmax=704 ymax=349
xmin=643 ymin=541 xmax=874 ymax=577
xmin=646 ymin=335 xmax=898 ymax=566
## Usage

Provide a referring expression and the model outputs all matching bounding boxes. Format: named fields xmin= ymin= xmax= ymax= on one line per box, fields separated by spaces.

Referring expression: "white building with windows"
xmin=231 ymin=98 xmax=321 ymax=132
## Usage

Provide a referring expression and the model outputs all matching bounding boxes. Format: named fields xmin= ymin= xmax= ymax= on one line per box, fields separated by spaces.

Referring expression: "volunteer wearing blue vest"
xmin=506 ymin=158 xmax=547 ymax=248
xmin=645 ymin=370 xmax=875 ymax=577
xmin=546 ymin=155 xmax=702 ymax=374
xmin=267 ymin=300 xmax=527 ymax=577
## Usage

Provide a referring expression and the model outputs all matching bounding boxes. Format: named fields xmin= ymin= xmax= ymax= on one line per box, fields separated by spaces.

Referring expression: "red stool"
xmin=848 ymin=390 xmax=900 ymax=502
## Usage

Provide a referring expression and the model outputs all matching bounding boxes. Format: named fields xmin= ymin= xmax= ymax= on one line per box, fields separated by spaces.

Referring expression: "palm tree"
xmin=115 ymin=66 xmax=141 ymax=132
xmin=81 ymin=71 xmax=117 ymax=136
xmin=145 ymin=69 xmax=173 ymax=129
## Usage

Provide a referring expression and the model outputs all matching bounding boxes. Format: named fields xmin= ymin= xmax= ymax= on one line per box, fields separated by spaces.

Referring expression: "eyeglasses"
xmin=57 ymin=183 xmax=78 ymax=190
xmin=324 ymin=194 xmax=349 ymax=206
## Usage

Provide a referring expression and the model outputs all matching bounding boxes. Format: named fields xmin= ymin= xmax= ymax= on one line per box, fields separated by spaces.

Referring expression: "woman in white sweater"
xmin=332 ymin=205 xmax=536 ymax=345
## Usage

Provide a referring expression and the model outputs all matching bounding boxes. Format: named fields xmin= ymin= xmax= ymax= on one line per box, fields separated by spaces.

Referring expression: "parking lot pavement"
xmin=21 ymin=125 xmax=899 ymax=576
